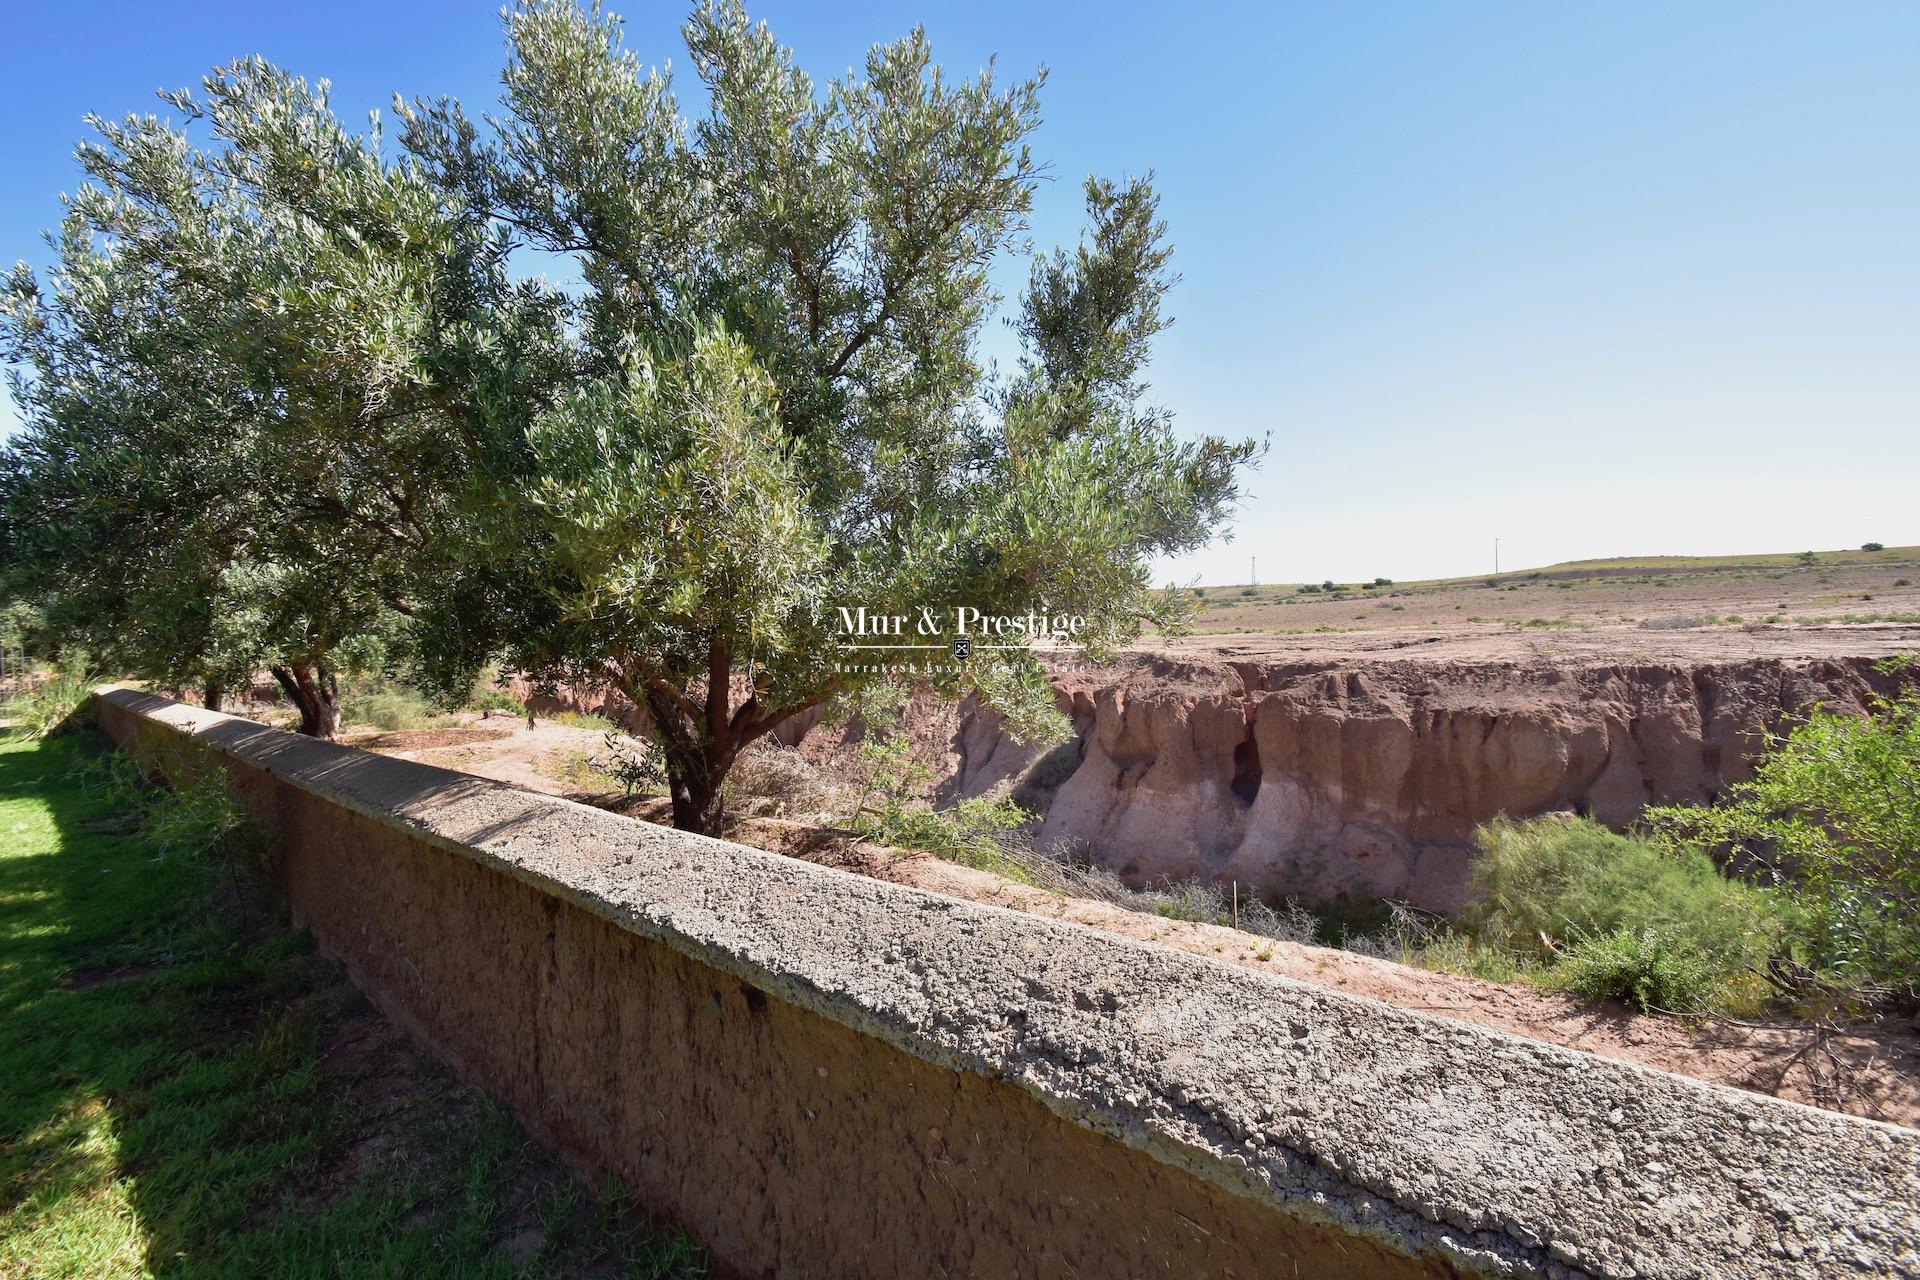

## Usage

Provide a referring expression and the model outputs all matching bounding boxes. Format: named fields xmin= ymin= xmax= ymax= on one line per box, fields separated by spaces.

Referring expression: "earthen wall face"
xmin=94 ymin=688 xmax=1920 ymax=1280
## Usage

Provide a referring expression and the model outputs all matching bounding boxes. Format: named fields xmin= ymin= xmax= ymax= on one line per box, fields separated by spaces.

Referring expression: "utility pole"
xmin=1250 ymin=556 xmax=1257 ymax=587
xmin=1494 ymin=538 xmax=1500 ymax=575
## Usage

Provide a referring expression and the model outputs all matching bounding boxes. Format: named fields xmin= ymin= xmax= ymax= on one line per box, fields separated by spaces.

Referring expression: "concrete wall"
xmin=95 ymin=688 xmax=1920 ymax=1280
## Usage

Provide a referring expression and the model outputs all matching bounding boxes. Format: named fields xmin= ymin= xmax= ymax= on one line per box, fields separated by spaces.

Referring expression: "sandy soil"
xmin=337 ymin=708 xmax=1920 ymax=1128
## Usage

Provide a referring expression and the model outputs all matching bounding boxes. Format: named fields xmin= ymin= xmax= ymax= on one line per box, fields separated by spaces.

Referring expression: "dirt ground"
xmin=1182 ymin=545 xmax=1920 ymax=638
xmin=1152 ymin=619 xmax=1920 ymax=667
xmin=335 ymin=714 xmax=605 ymax=795
xmin=328 ymin=706 xmax=1920 ymax=1128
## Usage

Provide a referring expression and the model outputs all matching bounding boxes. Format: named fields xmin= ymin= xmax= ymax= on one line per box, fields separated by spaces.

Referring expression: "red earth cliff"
xmin=807 ymin=648 xmax=1907 ymax=913
xmin=513 ymin=627 xmax=1917 ymax=914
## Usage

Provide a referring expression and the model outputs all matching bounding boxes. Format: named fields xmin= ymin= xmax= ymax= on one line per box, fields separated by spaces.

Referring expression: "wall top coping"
xmin=99 ymin=687 xmax=1920 ymax=1280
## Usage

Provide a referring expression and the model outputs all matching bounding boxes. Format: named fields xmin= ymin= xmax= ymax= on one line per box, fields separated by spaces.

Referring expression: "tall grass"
xmin=1459 ymin=816 xmax=1777 ymax=1013
xmin=3 ymin=669 xmax=95 ymax=738
xmin=343 ymin=679 xmax=448 ymax=732
xmin=1465 ymin=816 xmax=1776 ymax=970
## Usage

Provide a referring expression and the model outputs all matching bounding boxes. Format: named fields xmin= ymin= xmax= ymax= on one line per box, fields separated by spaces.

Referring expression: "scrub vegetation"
xmin=1178 ymin=544 xmax=1920 ymax=635
xmin=0 ymin=665 xmax=95 ymax=739
xmin=1329 ymin=659 xmax=1920 ymax=1020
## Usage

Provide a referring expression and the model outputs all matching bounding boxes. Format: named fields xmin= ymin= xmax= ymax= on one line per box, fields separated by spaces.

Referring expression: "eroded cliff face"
xmin=510 ymin=645 xmax=1905 ymax=914
xmin=840 ymin=655 xmax=1901 ymax=914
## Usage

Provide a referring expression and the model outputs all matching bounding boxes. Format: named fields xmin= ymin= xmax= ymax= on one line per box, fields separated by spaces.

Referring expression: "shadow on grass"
xmin=0 ymin=730 xmax=707 ymax=1279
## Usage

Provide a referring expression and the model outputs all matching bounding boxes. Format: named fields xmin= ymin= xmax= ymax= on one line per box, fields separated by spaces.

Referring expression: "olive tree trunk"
xmin=627 ymin=645 xmax=824 ymax=837
xmin=662 ymin=741 xmax=733 ymax=836
xmin=270 ymin=662 xmax=342 ymax=740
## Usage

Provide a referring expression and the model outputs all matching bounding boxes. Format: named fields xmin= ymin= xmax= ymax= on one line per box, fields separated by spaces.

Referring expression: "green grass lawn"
xmin=0 ymin=729 xmax=707 ymax=1279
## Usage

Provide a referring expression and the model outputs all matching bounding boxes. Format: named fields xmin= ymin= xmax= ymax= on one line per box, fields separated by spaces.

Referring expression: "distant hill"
xmin=1514 ymin=546 xmax=1920 ymax=577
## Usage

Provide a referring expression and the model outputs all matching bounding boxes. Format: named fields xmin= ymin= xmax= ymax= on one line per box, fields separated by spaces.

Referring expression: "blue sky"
xmin=5 ymin=1 xmax=1917 ymax=585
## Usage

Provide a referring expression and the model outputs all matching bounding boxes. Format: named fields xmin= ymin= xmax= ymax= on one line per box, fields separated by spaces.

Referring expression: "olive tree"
xmin=402 ymin=0 xmax=1259 ymax=831
xmin=7 ymin=0 xmax=1258 ymax=807
xmin=1 ymin=149 xmax=263 ymax=709
xmin=1 ymin=60 xmax=533 ymax=735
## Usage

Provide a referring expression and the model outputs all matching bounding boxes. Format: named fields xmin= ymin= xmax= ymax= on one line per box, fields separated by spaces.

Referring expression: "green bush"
xmin=592 ymin=730 xmax=667 ymax=798
xmin=1145 ymin=880 xmax=1231 ymax=923
xmin=74 ymin=740 xmax=269 ymax=905
xmin=857 ymin=793 xmax=1036 ymax=880
xmin=848 ymin=737 xmax=1037 ymax=881
xmin=1466 ymin=815 xmax=1777 ymax=996
xmin=1548 ymin=926 xmax=1723 ymax=1015
xmin=348 ymin=689 xmax=439 ymax=731
xmin=1648 ymin=657 xmax=1920 ymax=1002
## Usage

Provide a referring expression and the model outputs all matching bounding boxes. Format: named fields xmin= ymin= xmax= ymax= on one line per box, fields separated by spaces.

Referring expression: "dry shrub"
xmin=723 ymin=741 xmax=859 ymax=819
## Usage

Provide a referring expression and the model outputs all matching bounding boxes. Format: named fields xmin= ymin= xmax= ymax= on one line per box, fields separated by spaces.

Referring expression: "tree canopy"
xmin=1 ymin=0 xmax=1259 ymax=833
